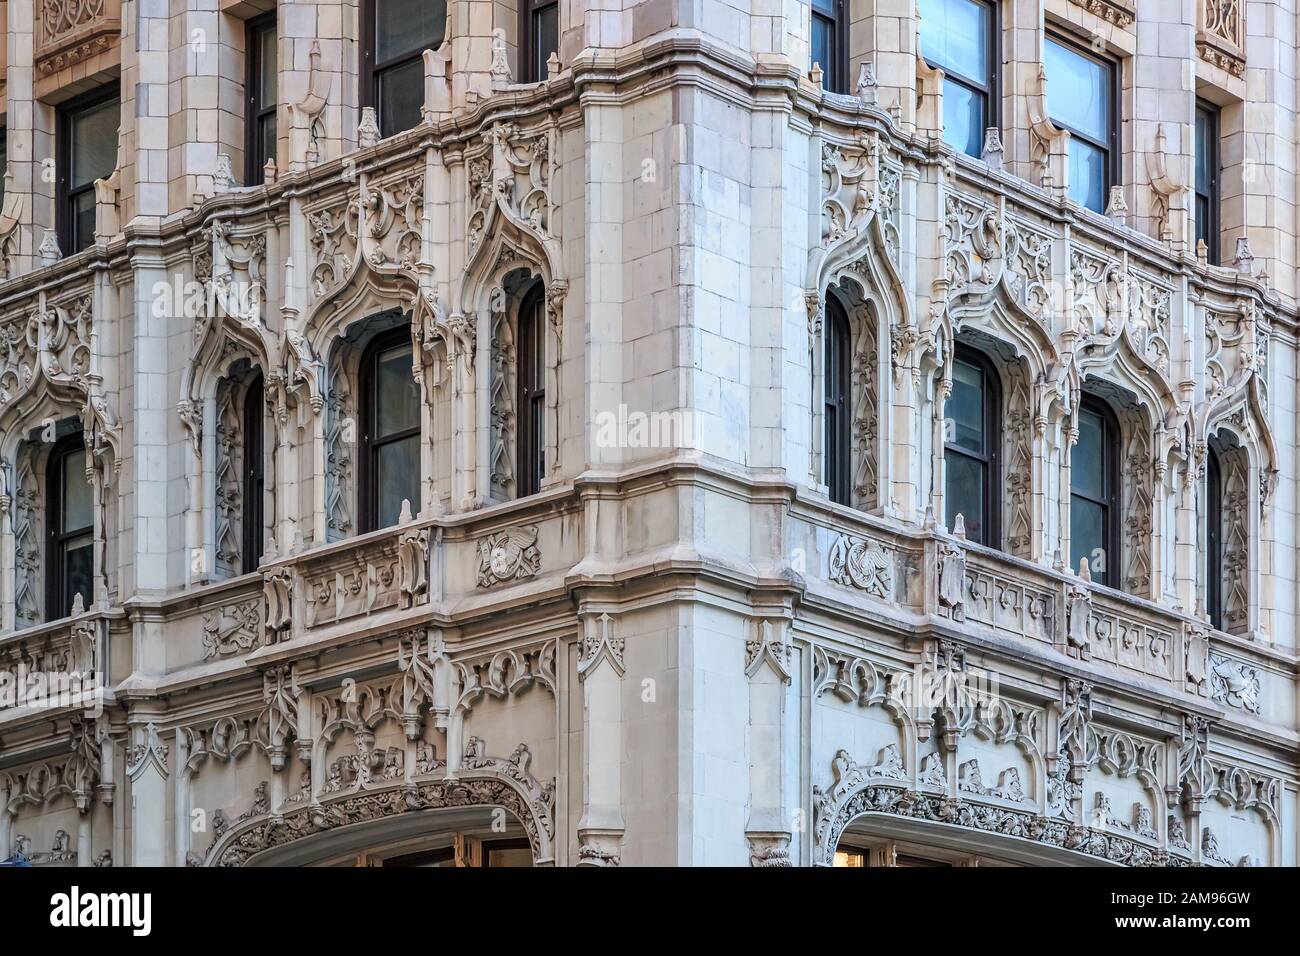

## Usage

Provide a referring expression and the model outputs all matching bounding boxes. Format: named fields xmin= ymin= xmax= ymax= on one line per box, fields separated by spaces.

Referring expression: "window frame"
xmin=809 ymin=0 xmax=850 ymax=94
xmin=519 ymin=0 xmax=560 ymax=84
xmin=245 ymin=12 xmax=278 ymax=187
xmin=1070 ymin=394 xmax=1122 ymax=588
xmin=45 ymin=432 xmax=94 ymax=620
xmin=943 ymin=344 xmax=1002 ymax=548
xmin=357 ymin=325 xmax=421 ymax=533
xmin=1194 ymin=99 xmax=1221 ymax=265
xmin=824 ymin=296 xmax=852 ymax=505
xmin=241 ymin=371 xmax=266 ymax=574
xmin=516 ymin=283 xmax=546 ymax=498
xmin=481 ymin=838 xmax=533 ymax=867
xmin=1205 ymin=444 xmax=1223 ymax=630
xmin=56 ymin=83 xmax=120 ymax=256
xmin=360 ymin=0 xmax=446 ymax=138
xmin=1043 ymin=32 xmax=1120 ymax=213
xmin=918 ymin=0 xmax=1002 ymax=156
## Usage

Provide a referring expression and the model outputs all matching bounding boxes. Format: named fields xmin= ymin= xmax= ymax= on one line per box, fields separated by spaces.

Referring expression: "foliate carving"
xmin=1126 ymin=274 xmax=1173 ymax=377
xmin=1121 ymin=425 xmax=1154 ymax=596
xmin=944 ymin=194 xmax=1000 ymax=290
xmin=1069 ymin=247 xmax=1124 ymax=337
xmin=1176 ymin=714 xmax=1213 ymax=807
xmin=201 ymin=598 xmax=262 ymax=659
xmin=1218 ymin=450 xmax=1250 ymax=633
xmin=358 ymin=174 xmax=424 ymax=272
xmin=323 ymin=354 xmax=354 ymax=542
xmin=1066 ymin=0 xmax=1134 ymax=27
xmin=211 ymin=777 xmax=548 ymax=867
xmin=489 ymin=307 xmax=517 ymax=499
xmin=476 ymin=525 xmax=541 ymax=588
xmin=820 ymin=136 xmax=876 ymax=247
xmin=455 ymin=641 xmax=558 ymax=713
xmin=12 ymin=458 xmax=42 ymax=628
xmin=1057 ymin=680 xmax=1097 ymax=784
xmin=1208 ymin=653 xmax=1260 ymax=714
xmin=36 ymin=0 xmax=120 ymax=76
xmin=127 ymin=722 xmax=170 ymax=779
xmin=815 ymin=771 xmax=1167 ymax=867
xmin=828 ymin=533 xmax=895 ymax=598
xmin=214 ymin=379 xmax=243 ymax=577
xmin=1003 ymin=217 xmax=1054 ymax=317
xmin=811 ymin=646 xmax=897 ymax=707
xmin=1004 ymin=376 xmax=1033 ymax=557
xmin=958 ymin=760 xmax=1026 ymax=803
xmin=746 ymin=835 xmax=791 ymax=868
xmin=1197 ymin=0 xmax=1245 ymax=77
xmin=257 ymin=666 xmax=300 ymax=771
xmin=308 ymin=198 xmax=359 ymax=302
xmin=184 ymin=716 xmax=255 ymax=773
xmin=396 ymin=630 xmax=443 ymax=738
xmin=744 ymin=617 xmax=790 ymax=682
xmin=850 ymin=306 xmax=879 ymax=510
xmin=1168 ymin=815 xmax=1191 ymax=853
xmin=918 ymin=752 xmax=947 ymax=790
xmin=578 ymin=612 xmax=625 ymax=679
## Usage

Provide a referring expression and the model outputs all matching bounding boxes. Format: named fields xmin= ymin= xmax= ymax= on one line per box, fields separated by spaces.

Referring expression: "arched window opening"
xmin=824 ymin=296 xmax=852 ymax=505
xmin=359 ymin=327 xmax=421 ymax=532
xmin=516 ymin=283 xmax=546 ymax=498
xmin=944 ymin=344 xmax=1001 ymax=547
xmin=1070 ymin=395 xmax=1121 ymax=587
xmin=46 ymin=433 xmax=93 ymax=620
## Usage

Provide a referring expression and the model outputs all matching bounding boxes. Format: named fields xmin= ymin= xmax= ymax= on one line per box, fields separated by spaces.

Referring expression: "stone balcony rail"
xmin=0 ymin=605 xmax=110 ymax=725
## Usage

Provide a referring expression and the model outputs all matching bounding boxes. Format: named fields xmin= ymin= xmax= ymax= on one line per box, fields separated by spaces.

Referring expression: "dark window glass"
xmin=0 ymin=127 xmax=7 ymax=208
xmin=365 ymin=0 xmax=447 ymax=138
xmin=919 ymin=0 xmax=996 ymax=157
xmin=1069 ymin=398 xmax=1120 ymax=587
xmin=58 ymin=86 xmax=119 ymax=255
xmin=246 ymin=15 xmax=278 ymax=185
xmin=824 ymin=298 xmax=852 ymax=505
xmin=943 ymin=347 xmax=1000 ymax=547
xmin=482 ymin=839 xmax=532 ymax=867
xmin=242 ymin=372 xmax=265 ymax=573
xmin=1044 ymin=37 xmax=1116 ymax=213
xmin=360 ymin=328 xmax=421 ymax=531
xmin=517 ymin=285 xmax=546 ymax=497
xmin=47 ymin=434 xmax=94 ymax=620
xmin=1206 ymin=448 xmax=1223 ymax=630
xmin=520 ymin=0 xmax=560 ymax=83
xmin=810 ymin=0 xmax=848 ymax=93
xmin=1195 ymin=101 xmax=1220 ymax=264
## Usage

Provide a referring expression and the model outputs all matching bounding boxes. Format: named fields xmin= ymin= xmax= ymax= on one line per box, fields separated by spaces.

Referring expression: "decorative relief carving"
xmin=36 ymin=0 xmax=121 ymax=76
xmin=944 ymin=194 xmax=1000 ymax=291
xmin=455 ymin=641 xmax=558 ymax=713
xmin=303 ymin=543 xmax=403 ymax=628
xmin=262 ymin=565 xmax=293 ymax=643
xmin=12 ymin=459 xmax=42 ymax=628
xmin=476 ymin=525 xmax=541 ymax=588
xmin=257 ymin=666 xmax=300 ymax=771
xmin=1197 ymin=0 xmax=1245 ymax=77
xmin=1003 ymin=217 xmax=1054 ymax=318
xmin=127 ymin=722 xmax=170 ymax=779
xmin=828 ymin=532 xmax=895 ymax=598
xmin=201 ymin=599 xmax=262 ymax=659
xmin=1057 ymin=680 xmax=1097 ymax=785
xmin=960 ymin=559 xmax=1054 ymax=644
xmin=936 ymin=537 xmax=966 ymax=622
xmin=214 ymin=379 xmax=243 ymax=577
xmin=1218 ymin=449 xmax=1250 ymax=633
xmin=744 ymin=617 xmax=790 ymax=682
xmin=489 ymin=306 xmax=516 ymax=499
xmin=1208 ymin=653 xmax=1260 ymax=714
xmin=1004 ymin=376 xmax=1033 ymax=557
xmin=323 ymin=353 xmax=354 ymax=542
xmin=1121 ymin=425 xmax=1154 ymax=596
xmin=850 ymin=305 xmax=879 ymax=510
xmin=958 ymin=760 xmax=1026 ymax=803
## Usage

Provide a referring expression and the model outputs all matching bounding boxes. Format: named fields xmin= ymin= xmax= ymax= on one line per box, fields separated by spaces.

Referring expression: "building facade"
xmin=0 ymin=0 xmax=1296 ymax=867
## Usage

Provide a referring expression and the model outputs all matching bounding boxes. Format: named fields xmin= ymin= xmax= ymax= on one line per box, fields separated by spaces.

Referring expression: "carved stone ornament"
xmin=744 ymin=617 xmax=791 ymax=682
xmin=1064 ymin=582 xmax=1092 ymax=659
xmin=126 ymin=722 xmax=170 ymax=780
xmin=828 ymin=532 xmax=895 ymax=598
xmin=262 ymin=564 xmax=293 ymax=642
xmin=476 ymin=525 xmax=541 ymax=588
xmin=936 ymin=538 xmax=966 ymax=621
xmin=577 ymin=611 xmax=625 ymax=679
xmin=1209 ymin=653 xmax=1260 ymax=714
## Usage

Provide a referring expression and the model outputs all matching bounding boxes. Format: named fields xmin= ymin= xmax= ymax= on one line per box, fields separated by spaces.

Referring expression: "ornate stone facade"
xmin=0 ymin=0 xmax=1296 ymax=868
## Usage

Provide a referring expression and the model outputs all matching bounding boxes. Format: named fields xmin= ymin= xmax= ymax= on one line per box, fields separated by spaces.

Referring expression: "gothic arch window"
xmin=516 ymin=282 xmax=546 ymax=498
xmin=944 ymin=344 xmax=1001 ymax=547
xmin=46 ymin=433 xmax=93 ymax=620
xmin=242 ymin=371 xmax=266 ymax=573
xmin=359 ymin=326 xmax=421 ymax=532
xmin=824 ymin=296 xmax=852 ymax=505
xmin=361 ymin=0 xmax=447 ymax=139
xmin=1070 ymin=394 xmax=1121 ymax=587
